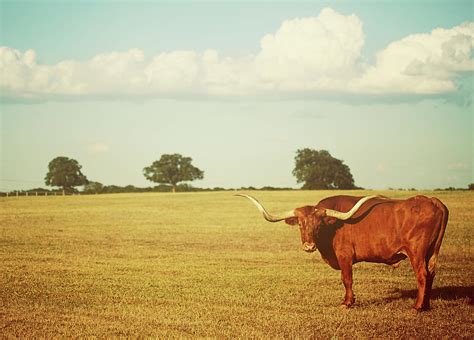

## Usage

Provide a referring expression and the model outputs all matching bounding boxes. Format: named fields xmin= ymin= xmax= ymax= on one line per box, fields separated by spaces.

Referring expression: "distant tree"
xmin=45 ymin=156 xmax=88 ymax=195
xmin=175 ymin=183 xmax=197 ymax=192
xmin=240 ymin=186 xmax=257 ymax=191
xmin=153 ymin=184 xmax=174 ymax=192
xmin=292 ymin=148 xmax=356 ymax=190
xmin=468 ymin=183 xmax=474 ymax=190
xmin=101 ymin=185 xmax=123 ymax=194
xmin=83 ymin=181 xmax=104 ymax=194
xmin=27 ymin=188 xmax=51 ymax=193
xmin=143 ymin=154 xmax=204 ymax=193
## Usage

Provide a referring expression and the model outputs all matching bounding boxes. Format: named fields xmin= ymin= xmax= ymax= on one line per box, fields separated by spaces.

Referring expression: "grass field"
xmin=0 ymin=190 xmax=472 ymax=337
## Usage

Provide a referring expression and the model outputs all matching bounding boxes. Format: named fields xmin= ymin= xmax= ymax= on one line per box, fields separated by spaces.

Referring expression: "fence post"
xmin=16 ymin=191 xmax=19 ymax=197
xmin=6 ymin=192 xmax=8 ymax=197
xmin=36 ymin=192 xmax=38 ymax=196
xmin=45 ymin=192 xmax=48 ymax=197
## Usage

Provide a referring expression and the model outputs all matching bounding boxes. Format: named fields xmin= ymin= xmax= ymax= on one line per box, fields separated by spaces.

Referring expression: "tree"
xmin=143 ymin=154 xmax=204 ymax=192
xmin=292 ymin=148 xmax=356 ymax=190
xmin=83 ymin=181 xmax=104 ymax=194
xmin=45 ymin=156 xmax=88 ymax=195
xmin=468 ymin=183 xmax=474 ymax=190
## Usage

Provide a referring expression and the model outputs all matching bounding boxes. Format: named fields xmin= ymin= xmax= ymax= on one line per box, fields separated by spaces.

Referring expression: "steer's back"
xmin=321 ymin=195 xmax=446 ymax=264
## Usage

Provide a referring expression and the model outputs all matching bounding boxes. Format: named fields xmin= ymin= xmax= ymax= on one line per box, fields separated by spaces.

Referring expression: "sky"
xmin=0 ymin=0 xmax=473 ymax=191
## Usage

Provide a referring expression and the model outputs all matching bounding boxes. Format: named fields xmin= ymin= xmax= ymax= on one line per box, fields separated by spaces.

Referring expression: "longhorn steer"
xmin=236 ymin=194 xmax=448 ymax=311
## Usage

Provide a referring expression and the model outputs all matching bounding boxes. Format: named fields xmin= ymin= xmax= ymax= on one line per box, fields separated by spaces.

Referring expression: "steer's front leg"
xmin=339 ymin=258 xmax=355 ymax=308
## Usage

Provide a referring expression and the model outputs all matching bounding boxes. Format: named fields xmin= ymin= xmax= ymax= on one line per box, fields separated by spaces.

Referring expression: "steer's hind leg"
xmin=407 ymin=251 xmax=430 ymax=311
xmin=423 ymin=269 xmax=435 ymax=310
xmin=339 ymin=258 xmax=355 ymax=308
xmin=423 ymin=251 xmax=437 ymax=310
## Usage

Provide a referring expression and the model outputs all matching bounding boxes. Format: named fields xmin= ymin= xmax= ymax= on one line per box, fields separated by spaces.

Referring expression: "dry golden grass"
xmin=0 ymin=190 xmax=472 ymax=337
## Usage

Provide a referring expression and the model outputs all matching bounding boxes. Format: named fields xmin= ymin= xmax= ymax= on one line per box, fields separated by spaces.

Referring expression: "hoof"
xmin=411 ymin=307 xmax=425 ymax=313
xmin=340 ymin=301 xmax=354 ymax=309
xmin=340 ymin=297 xmax=355 ymax=309
xmin=412 ymin=306 xmax=430 ymax=313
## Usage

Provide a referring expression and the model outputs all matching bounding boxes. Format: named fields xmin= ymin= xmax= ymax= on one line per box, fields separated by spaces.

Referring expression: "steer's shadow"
xmin=387 ymin=286 xmax=473 ymax=305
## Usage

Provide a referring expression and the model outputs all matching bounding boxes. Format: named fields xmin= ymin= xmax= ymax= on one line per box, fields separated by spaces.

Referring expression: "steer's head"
xmin=236 ymin=194 xmax=377 ymax=253
xmin=284 ymin=206 xmax=330 ymax=252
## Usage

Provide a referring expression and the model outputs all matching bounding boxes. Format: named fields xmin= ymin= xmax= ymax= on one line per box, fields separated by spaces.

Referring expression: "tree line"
xmin=37 ymin=148 xmax=359 ymax=194
xmin=8 ymin=149 xmax=472 ymax=195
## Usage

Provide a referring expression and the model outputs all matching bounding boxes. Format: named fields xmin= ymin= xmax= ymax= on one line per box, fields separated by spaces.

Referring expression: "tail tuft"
xmin=428 ymin=254 xmax=438 ymax=274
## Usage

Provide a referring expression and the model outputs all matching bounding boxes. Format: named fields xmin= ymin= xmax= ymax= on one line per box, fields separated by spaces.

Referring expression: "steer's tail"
xmin=427 ymin=198 xmax=449 ymax=274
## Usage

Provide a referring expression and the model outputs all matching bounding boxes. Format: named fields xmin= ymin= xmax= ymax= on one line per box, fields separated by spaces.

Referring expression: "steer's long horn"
xmin=324 ymin=195 xmax=379 ymax=220
xmin=235 ymin=194 xmax=296 ymax=222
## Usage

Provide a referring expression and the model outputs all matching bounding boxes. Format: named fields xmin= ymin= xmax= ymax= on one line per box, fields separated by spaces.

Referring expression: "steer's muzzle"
xmin=302 ymin=242 xmax=317 ymax=253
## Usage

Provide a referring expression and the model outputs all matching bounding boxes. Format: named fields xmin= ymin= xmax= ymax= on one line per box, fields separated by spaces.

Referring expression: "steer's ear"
xmin=323 ymin=216 xmax=338 ymax=225
xmin=315 ymin=208 xmax=337 ymax=225
xmin=284 ymin=217 xmax=298 ymax=226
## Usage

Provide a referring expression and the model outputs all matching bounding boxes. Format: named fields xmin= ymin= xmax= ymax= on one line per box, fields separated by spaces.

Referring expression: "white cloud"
xmin=353 ymin=22 xmax=474 ymax=94
xmin=255 ymin=8 xmax=364 ymax=91
xmin=145 ymin=51 xmax=199 ymax=91
xmin=89 ymin=142 xmax=109 ymax=153
xmin=447 ymin=162 xmax=469 ymax=170
xmin=0 ymin=8 xmax=472 ymax=100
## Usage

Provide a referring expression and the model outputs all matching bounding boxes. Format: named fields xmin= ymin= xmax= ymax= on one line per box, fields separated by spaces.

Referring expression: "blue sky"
xmin=0 ymin=1 xmax=473 ymax=190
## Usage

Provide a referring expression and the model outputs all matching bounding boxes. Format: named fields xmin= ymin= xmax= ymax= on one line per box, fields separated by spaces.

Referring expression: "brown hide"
xmin=314 ymin=196 xmax=444 ymax=267
xmin=305 ymin=195 xmax=448 ymax=310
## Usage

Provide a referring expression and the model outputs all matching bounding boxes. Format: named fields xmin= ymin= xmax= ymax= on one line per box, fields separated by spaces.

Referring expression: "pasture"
xmin=0 ymin=190 xmax=472 ymax=337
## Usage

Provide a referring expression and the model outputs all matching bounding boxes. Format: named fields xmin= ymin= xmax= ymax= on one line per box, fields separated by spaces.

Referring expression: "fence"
xmin=0 ymin=192 xmax=81 ymax=197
